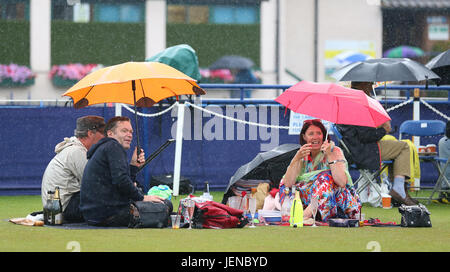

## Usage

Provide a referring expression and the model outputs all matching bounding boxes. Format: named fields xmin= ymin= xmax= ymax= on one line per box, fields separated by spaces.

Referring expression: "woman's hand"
xmin=295 ymin=143 xmax=312 ymax=161
xmin=320 ymin=140 xmax=335 ymax=156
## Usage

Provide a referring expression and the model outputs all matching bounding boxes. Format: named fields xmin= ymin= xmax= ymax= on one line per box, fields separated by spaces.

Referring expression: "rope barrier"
xmin=184 ymin=102 xmax=290 ymax=130
xmin=385 ymin=99 xmax=413 ymax=112
xmin=119 ymin=98 xmax=448 ymax=129
xmin=121 ymin=102 xmax=178 ymax=117
xmin=420 ymin=99 xmax=450 ymax=121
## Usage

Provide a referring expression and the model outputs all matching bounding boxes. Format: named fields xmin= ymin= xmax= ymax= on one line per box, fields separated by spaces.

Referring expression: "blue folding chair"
xmin=331 ymin=125 xmax=392 ymax=203
xmin=399 ymin=119 xmax=449 ymax=203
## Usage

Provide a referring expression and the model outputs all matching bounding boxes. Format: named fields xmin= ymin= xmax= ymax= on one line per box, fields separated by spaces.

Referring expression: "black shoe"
xmin=389 ymin=189 xmax=416 ymax=206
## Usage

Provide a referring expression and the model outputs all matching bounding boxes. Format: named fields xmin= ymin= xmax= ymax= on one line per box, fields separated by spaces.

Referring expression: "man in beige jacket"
xmin=41 ymin=115 xmax=105 ymax=223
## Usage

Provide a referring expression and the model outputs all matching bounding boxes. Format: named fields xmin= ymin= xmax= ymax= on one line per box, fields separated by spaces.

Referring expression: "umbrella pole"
xmin=132 ymin=80 xmax=141 ymax=162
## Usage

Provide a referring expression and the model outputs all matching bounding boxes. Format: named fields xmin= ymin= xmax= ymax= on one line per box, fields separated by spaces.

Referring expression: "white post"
xmin=145 ymin=0 xmax=166 ymax=59
xmin=173 ymin=102 xmax=185 ymax=196
xmin=115 ymin=103 xmax=122 ymax=116
xmin=413 ymin=88 xmax=421 ymax=190
xmin=30 ymin=0 xmax=51 ymax=72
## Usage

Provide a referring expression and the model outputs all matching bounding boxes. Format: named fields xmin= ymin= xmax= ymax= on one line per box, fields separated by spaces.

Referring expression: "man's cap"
xmin=75 ymin=115 xmax=106 ymax=134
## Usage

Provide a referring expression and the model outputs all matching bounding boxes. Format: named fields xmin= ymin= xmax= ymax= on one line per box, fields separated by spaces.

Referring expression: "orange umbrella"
xmin=62 ymin=61 xmax=205 ymax=108
xmin=62 ymin=61 xmax=206 ymax=155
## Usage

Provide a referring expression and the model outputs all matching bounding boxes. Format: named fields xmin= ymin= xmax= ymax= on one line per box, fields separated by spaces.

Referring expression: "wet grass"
xmin=0 ymin=191 xmax=449 ymax=252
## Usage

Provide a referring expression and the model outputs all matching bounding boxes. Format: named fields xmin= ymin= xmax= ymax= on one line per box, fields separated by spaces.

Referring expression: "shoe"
xmin=435 ymin=192 xmax=450 ymax=204
xmin=389 ymin=189 xmax=416 ymax=206
xmin=404 ymin=182 xmax=419 ymax=204
xmin=404 ymin=194 xmax=419 ymax=205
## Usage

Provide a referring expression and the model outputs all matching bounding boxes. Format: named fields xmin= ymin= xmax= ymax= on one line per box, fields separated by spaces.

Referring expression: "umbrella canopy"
xmin=275 ymin=80 xmax=391 ymax=128
xmin=62 ymin=61 xmax=206 ymax=156
xmin=209 ymin=55 xmax=254 ymax=70
xmin=224 ymin=143 xmax=301 ymax=193
xmin=146 ymin=44 xmax=201 ymax=81
xmin=331 ymin=58 xmax=440 ymax=82
xmin=426 ymin=49 xmax=450 ymax=85
xmin=63 ymin=61 xmax=206 ymax=109
xmin=383 ymin=45 xmax=424 ymax=58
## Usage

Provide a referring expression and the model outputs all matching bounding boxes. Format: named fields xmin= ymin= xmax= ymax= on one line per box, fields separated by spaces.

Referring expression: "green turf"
xmin=1 ymin=191 xmax=449 ymax=252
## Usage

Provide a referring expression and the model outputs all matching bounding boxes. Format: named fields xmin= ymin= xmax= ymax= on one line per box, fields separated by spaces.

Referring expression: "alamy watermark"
xmin=170 ymin=104 xmax=281 ymax=152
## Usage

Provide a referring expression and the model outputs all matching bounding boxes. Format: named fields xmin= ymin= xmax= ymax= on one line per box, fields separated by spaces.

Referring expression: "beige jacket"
xmin=41 ymin=137 xmax=87 ymax=210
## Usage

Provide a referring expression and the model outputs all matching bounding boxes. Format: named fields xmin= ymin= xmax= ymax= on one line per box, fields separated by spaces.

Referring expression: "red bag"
xmin=192 ymin=201 xmax=249 ymax=229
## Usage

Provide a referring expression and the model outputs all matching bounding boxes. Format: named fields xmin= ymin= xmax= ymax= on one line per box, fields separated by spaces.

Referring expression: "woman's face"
xmin=302 ymin=125 xmax=323 ymax=150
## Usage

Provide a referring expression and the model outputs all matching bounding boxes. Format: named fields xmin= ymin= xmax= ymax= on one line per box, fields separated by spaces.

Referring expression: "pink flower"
xmin=49 ymin=63 xmax=99 ymax=80
xmin=0 ymin=64 xmax=35 ymax=83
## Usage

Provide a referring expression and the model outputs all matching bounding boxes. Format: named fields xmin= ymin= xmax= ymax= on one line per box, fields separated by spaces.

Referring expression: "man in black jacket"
xmin=80 ymin=116 xmax=167 ymax=226
xmin=337 ymin=82 xmax=416 ymax=206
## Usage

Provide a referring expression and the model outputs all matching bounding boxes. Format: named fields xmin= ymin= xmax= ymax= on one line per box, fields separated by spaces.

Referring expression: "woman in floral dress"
xmin=280 ymin=119 xmax=361 ymax=222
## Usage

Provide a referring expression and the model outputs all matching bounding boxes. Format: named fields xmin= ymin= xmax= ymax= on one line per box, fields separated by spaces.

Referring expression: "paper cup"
xmin=170 ymin=214 xmax=181 ymax=229
xmin=381 ymin=195 xmax=392 ymax=209
xmin=418 ymin=146 xmax=426 ymax=153
xmin=426 ymin=144 xmax=436 ymax=153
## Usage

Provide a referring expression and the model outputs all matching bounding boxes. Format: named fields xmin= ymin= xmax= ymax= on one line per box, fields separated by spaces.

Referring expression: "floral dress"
xmin=279 ymin=147 xmax=361 ymax=221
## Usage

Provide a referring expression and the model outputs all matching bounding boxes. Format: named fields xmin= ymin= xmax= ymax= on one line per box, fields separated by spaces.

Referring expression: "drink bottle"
xmin=51 ymin=186 xmax=63 ymax=225
xmin=289 ymin=188 xmax=303 ymax=228
xmin=43 ymin=191 xmax=53 ymax=225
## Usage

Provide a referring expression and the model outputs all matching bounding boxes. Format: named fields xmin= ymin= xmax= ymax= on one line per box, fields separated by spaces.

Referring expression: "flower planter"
xmin=0 ymin=77 xmax=35 ymax=87
xmin=51 ymin=75 xmax=78 ymax=88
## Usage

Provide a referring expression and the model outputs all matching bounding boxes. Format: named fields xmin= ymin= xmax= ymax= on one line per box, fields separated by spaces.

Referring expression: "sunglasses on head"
xmin=303 ymin=119 xmax=322 ymax=125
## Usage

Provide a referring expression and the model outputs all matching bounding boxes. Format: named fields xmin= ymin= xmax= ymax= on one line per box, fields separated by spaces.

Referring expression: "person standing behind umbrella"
xmin=280 ymin=119 xmax=361 ymax=222
xmin=230 ymin=68 xmax=260 ymax=99
xmin=80 ymin=116 xmax=171 ymax=227
xmin=337 ymin=81 xmax=416 ymax=206
xmin=41 ymin=115 xmax=106 ymax=223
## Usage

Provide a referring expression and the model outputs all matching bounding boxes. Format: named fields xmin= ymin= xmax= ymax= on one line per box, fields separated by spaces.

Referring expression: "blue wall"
xmin=0 ymin=100 xmax=448 ymax=195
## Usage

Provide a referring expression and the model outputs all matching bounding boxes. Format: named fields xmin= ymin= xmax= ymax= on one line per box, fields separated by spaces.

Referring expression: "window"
xmin=167 ymin=4 xmax=259 ymax=24
xmin=51 ymin=1 xmax=144 ymax=23
xmin=0 ymin=0 xmax=29 ymax=21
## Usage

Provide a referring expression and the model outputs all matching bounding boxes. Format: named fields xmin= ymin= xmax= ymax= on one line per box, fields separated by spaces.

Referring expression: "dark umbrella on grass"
xmin=222 ymin=144 xmax=300 ymax=204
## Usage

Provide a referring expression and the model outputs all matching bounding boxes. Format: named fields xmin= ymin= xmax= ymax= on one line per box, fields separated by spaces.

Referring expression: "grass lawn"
xmin=1 ymin=191 xmax=449 ymax=252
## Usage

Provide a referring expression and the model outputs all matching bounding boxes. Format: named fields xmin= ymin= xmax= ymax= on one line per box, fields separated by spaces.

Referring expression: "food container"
xmin=418 ymin=146 xmax=426 ymax=153
xmin=426 ymin=144 xmax=436 ymax=153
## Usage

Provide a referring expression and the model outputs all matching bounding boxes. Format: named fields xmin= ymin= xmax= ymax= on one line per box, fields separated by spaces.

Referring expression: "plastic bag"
xmin=147 ymin=185 xmax=173 ymax=200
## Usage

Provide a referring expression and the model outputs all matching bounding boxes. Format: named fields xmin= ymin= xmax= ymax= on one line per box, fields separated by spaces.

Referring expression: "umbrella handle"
xmin=132 ymin=80 xmax=141 ymax=162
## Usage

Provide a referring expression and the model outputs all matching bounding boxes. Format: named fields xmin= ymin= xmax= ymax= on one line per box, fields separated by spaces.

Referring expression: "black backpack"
xmin=150 ymin=174 xmax=194 ymax=195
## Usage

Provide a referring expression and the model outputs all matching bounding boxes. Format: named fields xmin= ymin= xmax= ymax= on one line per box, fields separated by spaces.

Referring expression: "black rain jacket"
xmin=80 ymin=137 xmax=144 ymax=225
xmin=337 ymin=124 xmax=386 ymax=171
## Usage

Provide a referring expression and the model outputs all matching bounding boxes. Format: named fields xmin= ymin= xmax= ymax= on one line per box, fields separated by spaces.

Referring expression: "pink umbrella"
xmin=275 ymin=80 xmax=391 ymax=128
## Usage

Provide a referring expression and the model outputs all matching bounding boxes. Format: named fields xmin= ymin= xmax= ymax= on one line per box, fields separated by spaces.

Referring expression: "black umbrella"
xmin=331 ymin=58 xmax=440 ymax=82
xmin=209 ymin=55 xmax=254 ymax=70
xmin=426 ymin=49 xmax=450 ymax=85
xmin=223 ymin=144 xmax=300 ymax=199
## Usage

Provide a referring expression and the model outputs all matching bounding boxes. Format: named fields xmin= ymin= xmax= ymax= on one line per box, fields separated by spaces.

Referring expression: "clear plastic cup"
xmin=170 ymin=214 xmax=181 ymax=229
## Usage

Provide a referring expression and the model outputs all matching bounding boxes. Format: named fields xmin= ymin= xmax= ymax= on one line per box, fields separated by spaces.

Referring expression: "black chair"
xmin=399 ymin=120 xmax=449 ymax=203
xmin=331 ymin=124 xmax=392 ymax=203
